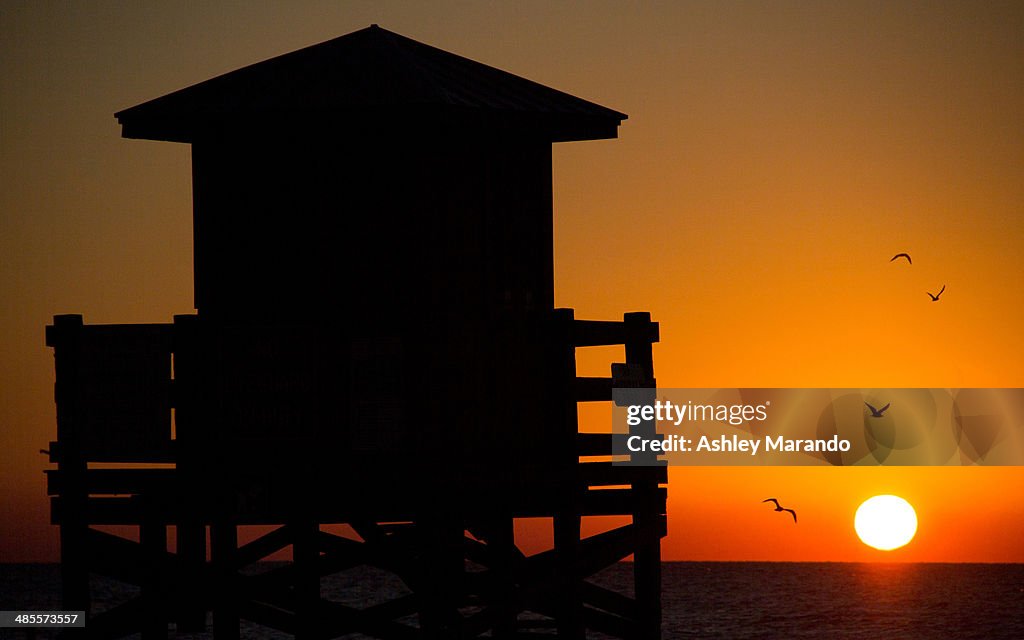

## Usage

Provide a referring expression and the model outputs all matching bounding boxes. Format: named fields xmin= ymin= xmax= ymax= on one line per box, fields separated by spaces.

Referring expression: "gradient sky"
xmin=2 ymin=2 xmax=1023 ymax=563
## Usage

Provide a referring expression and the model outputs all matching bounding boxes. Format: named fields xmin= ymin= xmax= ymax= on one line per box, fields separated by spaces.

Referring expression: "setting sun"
xmin=855 ymin=495 xmax=918 ymax=551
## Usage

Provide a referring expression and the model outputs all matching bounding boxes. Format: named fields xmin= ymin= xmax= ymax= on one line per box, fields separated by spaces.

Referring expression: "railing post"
xmin=293 ymin=518 xmax=320 ymax=640
xmin=417 ymin=514 xmax=464 ymax=639
xmin=211 ymin=518 xmax=239 ymax=640
xmin=551 ymin=308 xmax=584 ymax=639
xmin=172 ymin=314 xmax=207 ymax=632
xmin=47 ymin=314 xmax=90 ymax=625
xmin=488 ymin=515 xmax=518 ymax=639
xmin=140 ymin=500 xmax=168 ymax=640
xmin=624 ymin=312 xmax=663 ymax=640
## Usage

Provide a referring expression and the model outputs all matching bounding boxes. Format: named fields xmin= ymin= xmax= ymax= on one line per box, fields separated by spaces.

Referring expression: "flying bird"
xmin=865 ymin=402 xmax=890 ymax=418
xmin=927 ymin=285 xmax=946 ymax=302
xmin=890 ymin=253 xmax=912 ymax=264
xmin=763 ymin=498 xmax=797 ymax=523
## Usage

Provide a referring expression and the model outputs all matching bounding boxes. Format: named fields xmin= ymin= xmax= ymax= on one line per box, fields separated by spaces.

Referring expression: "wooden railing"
xmin=44 ymin=309 xmax=666 ymax=639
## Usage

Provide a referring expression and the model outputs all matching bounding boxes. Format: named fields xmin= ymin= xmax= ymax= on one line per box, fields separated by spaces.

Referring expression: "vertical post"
xmin=48 ymin=314 xmax=90 ymax=622
xmin=211 ymin=520 xmax=239 ymax=640
xmin=140 ymin=510 xmax=168 ymax=640
xmin=417 ymin=516 xmax=464 ymax=639
xmin=292 ymin=518 xmax=320 ymax=640
xmin=489 ymin=516 xmax=517 ymax=640
xmin=173 ymin=315 xmax=207 ymax=631
xmin=551 ymin=309 xmax=583 ymax=639
xmin=624 ymin=312 xmax=662 ymax=640
xmin=210 ymin=304 xmax=239 ymax=640
xmin=175 ymin=524 xmax=207 ymax=631
xmin=552 ymin=512 xmax=583 ymax=639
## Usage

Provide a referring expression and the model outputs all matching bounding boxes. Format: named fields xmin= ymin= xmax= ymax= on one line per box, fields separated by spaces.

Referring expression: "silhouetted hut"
xmin=115 ymin=24 xmax=628 ymax=504
xmin=47 ymin=26 xmax=664 ymax=639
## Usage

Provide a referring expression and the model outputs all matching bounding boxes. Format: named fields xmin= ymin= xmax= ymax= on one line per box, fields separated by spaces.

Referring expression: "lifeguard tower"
xmin=45 ymin=25 xmax=666 ymax=639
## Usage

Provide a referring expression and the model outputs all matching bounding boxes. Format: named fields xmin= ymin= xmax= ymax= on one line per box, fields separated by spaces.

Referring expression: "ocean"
xmin=2 ymin=562 xmax=1022 ymax=639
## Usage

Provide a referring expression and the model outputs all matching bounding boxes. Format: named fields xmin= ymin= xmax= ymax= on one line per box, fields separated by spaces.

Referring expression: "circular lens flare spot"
xmin=855 ymin=495 xmax=917 ymax=551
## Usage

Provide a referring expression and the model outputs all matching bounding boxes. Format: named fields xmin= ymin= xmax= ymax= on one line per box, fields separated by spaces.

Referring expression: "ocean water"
xmin=658 ymin=562 xmax=1024 ymax=639
xmin=2 ymin=562 xmax=1022 ymax=639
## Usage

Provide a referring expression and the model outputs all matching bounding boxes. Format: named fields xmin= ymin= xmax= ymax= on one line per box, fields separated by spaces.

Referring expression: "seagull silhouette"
xmin=865 ymin=402 xmax=890 ymax=418
xmin=890 ymin=253 xmax=912 ymax=265
xmin=763 ymin=498 xmax=797 ymax=523
xmin=927 ymin=285 xmax=945 ymax=302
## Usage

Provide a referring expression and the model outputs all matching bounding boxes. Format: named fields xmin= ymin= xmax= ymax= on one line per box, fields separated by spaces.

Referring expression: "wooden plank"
xmin=52 ymin=492 xmax=666 ymax=526
xmin=582 ymin=606 xmax=634 ymax=639
xmin=52 ymin=496 xmax=140 ymax=525
xmin=574 ymin=377 xmax=612 ymax=402
xmin=53 ymin=450 xmax=178 ymax=465
xmin=576 ymin=432 xmax=630 ymax=456
xmin=581 ymin=581 xmax=637 ymax=619
xmin=47 ymin=469 xmax=178 ymax=496
xmin=518 ymin=572 xmax=637 ymax=637
xmin=87 ymin=528 xmax=144 ymax=585
xmin=322 ymin=528 xmax=419 ymax=581
xmin=581 ymin=488 xmax=667 ymax=517
xmin=241 ymin=563 xmax=297 ymax=595
xmin=235 ymin=525 xmax=292 ymax=568
xmin=50 ymin=494 xmax=410 ymax=525
xmin=236 ymin=600 xmax=295 ymax=635
xmin=570 ymin=319 xmax=659 ymax=348
xmin=578 ymin=462 xmax=666 ymax=487
xmin=576 ymin=525 xmax=638 ymax=579
xmin=317 ymin=530 xmax=366 ymax=556
xmin=611 ymin=362 xmax=654 ymax=388
xmin=46 ymin=317 xmax=172 ymax=347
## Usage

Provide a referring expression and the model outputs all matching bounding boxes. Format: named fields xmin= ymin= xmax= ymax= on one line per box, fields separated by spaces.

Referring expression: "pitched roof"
xmin=115 ymin=25 xmax=627 ymax=143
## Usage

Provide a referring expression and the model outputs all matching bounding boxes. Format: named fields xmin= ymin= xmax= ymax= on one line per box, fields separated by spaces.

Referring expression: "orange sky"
xmin=2 ymin=2 xmax=1023 ymax=563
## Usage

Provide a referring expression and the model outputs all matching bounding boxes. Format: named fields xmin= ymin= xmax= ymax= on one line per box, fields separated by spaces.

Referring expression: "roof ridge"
xmin=115 ymin=25 xmax=626 ymax=143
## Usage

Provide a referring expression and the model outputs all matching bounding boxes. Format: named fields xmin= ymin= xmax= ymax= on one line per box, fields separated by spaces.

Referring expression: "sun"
xmin=854 ymin=495 xmax=918 ymax=551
